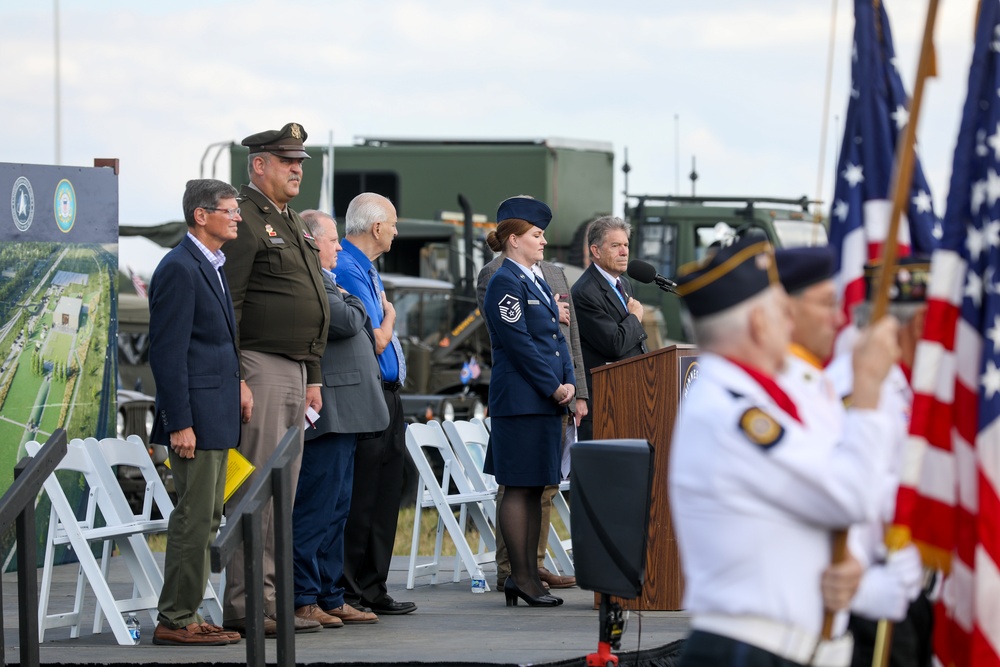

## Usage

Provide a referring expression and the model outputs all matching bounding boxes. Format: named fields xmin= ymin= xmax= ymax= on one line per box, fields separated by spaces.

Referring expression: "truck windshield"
xmin=394 ymin=290 xmax=451 ymax=341
xmin=773 ymin=220 xmax=828 ymax=247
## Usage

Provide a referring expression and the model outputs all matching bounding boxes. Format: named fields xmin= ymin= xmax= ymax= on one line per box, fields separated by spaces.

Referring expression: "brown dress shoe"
xmin=324 ymin=603 xmax=379 ymax=624
xmin=153 ymin=622 xmax=230 ymax=646
xmin=223 ymin=615 xmax=277 ymax=637
xmin=295 ymin=604 xmax=343 ymax=629
xmin=199 ymin=622 xmax=241 ymax=643
xmin=537 ymin=566 xmax=577 ymax=589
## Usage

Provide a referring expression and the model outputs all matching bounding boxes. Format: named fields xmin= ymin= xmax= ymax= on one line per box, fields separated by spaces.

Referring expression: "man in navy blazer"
xmin=571 ymin=215 xmax=648 ymax=441
xmin=148 ymin=179 xmax=245 ymax=646
xmin=291 ymin=210 xmax=388 ymax=629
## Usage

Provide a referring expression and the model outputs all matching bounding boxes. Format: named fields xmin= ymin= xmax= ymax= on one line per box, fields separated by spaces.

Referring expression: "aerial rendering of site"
xmin=0 ymin=241 xmax=117 ymax=493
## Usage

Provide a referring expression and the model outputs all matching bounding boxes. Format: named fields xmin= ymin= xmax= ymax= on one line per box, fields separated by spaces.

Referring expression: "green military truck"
xmin=623 ymin=194 xmax=827 ymax=342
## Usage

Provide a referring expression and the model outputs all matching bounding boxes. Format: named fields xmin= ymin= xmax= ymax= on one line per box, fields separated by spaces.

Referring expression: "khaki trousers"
xmin=223 ymin=350 xmax=306 ymax=621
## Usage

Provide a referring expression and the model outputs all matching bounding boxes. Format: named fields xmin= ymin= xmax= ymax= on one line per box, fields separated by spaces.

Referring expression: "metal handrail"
xmin=0 ymin=429 xmax=68 ymax=667
xmin=211 ymin=426 xmax=299 ymax=667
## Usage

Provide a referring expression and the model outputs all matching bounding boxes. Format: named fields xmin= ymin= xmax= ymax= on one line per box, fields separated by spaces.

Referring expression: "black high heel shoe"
xmin=504 ymin=577 xmax=562 ymax=607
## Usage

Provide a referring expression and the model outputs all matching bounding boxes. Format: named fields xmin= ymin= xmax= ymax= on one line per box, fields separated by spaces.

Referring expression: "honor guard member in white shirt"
xmin=774 ymin=246 xmax=845 ymax=436
xmin=826 ymin=258 xmax=931 ymax=667
xmin=668 ymin=237 xmax=901 ymax=667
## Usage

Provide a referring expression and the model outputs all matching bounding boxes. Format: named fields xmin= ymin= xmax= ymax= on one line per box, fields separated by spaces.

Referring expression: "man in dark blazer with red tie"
xmin=571 ymin=215 xmax=648 ymax=441
xmin=148 ymin=179 xmax=245 ymax=646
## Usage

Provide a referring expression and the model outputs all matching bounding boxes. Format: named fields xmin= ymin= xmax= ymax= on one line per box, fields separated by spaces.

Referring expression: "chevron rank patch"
xmin=498 ymin=294 xmax=522 ymax=324
xmin=739 ymin=407 xmax=784 ymax=449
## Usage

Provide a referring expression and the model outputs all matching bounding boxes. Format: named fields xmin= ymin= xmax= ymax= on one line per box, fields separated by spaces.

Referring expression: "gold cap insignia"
xmin=290 ymin=123 xmax=302 ymax=139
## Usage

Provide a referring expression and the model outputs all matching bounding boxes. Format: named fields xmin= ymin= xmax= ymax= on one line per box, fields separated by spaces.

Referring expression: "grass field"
xmin=45 ymin=332 xmax=74 ymax=365
xmin=3 ymin=357 xmax=44 ymax=417
xmin=38 ymin=377 xmax=68 ymax=433
xmin=0 ymin=419 xmax=27 ymax=489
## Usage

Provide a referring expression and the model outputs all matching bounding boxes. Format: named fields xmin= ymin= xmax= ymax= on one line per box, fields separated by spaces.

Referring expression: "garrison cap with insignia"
xmin=673 ymin=236 xmax=778 ymax=318
xmin=775 ymin=246 xmax=836 ymax=295
xmin=496 ymin=196 xmax=552 ymax=229
xmin=863 ymin=255 xmax=930 ymax=304
xmin=242 ymin=122 xmax=311 ymax=159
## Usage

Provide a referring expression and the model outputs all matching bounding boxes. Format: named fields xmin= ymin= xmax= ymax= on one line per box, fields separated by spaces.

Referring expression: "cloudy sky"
xmin=2 ymin=0 xmax=983 ymax=227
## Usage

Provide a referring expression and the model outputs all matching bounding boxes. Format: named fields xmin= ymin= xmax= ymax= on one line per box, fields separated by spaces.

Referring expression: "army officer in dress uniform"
xmin=221 ymin=122 xmax=329 ymax=636
xmin=482 ymin=196 xmax=575 ymax=608
xmin=668 ymin=237 xmax=901 ymax=667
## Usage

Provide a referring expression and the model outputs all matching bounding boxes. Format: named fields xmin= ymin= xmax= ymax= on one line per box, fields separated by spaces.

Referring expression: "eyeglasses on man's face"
xmin=204 ymin=207 xmax=241 ymax=218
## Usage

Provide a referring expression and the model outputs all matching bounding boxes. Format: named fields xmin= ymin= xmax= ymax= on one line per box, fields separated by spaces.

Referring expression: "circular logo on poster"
xmin=682 ymin=360 xmax=699 ymax=399
xmin=54 ymin=179 xmax=76 ymax=233
xmin=11 ymin=176 xmax=34 ymax=232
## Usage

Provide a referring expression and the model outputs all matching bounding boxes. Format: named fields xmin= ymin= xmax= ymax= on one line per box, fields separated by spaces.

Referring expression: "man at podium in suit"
xmin=571 ymin=215 xmax=648 ymax=441
xmin=668 ymin=237 xmax=901 ymax=667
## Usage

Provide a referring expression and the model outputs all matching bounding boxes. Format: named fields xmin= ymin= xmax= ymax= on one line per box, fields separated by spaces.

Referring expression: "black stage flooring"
xmin=2 ymin=553 xmax=688 ymax=666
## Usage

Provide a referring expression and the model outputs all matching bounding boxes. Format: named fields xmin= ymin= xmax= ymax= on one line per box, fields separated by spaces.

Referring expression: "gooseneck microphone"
xmin=627 ymin=260 xmax=679 ymax=295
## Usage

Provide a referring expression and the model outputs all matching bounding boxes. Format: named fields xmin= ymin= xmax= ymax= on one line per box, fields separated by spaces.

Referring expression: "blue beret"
xmin=674 ymin=237 xmax=778 ymax=318
xmin=864 ymin=255 xmax=930 ymax=303
xmin=775 ymin=246 xmax=836 ymax=295
xmin=496 ymin=197 xmax=551 ymax=229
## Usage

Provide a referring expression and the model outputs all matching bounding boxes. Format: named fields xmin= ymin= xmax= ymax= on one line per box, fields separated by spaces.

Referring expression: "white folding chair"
xmin=88 ymin=436 xmax=223 ymax=627
xmin=441 ymin=420 xmax=498 ymax=562
xmin=454 ymin=418 xmax=574 ymax=575
xmin=404 ymin=421 xmax=496 ymax=589
xmin=29 ymin=438 xmax=163 ymax=645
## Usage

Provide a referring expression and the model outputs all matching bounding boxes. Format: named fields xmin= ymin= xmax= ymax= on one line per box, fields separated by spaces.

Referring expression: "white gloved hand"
xmin=850 ymin=545 xmax=922 ymax=621
xmin=850 ymin=564 xmax=910 ymax=621
xmin=886 ymin=544 xmax=923 ymax=601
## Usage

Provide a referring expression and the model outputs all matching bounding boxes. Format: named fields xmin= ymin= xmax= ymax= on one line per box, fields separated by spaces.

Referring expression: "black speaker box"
xmin=570 ymin=438 xmax=654 ymax=599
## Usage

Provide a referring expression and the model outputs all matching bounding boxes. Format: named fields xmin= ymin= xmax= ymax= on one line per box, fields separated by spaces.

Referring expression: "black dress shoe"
xmin=364 ymin=597 xmax=417 ymax=615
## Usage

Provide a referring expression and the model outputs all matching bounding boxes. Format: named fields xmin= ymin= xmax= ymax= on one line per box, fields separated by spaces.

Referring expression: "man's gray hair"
xmin=246 ymin=151 xmax=268 ymax=180
xmin=690 ymin=286 xmax=782 ymax=350
xmin=345 ymin=193 xmax=393 ymax=236
xmin=587 ymin=215 xmax=632 ymax=249
xmin=300 ymin=209 xmax=335 ymax=239
xmin=182 ymin=179 xmax=238 ymax=227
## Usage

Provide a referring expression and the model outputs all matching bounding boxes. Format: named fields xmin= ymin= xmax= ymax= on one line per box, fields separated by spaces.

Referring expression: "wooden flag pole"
xmin=820 ymin=0 xmax=940 ymax=644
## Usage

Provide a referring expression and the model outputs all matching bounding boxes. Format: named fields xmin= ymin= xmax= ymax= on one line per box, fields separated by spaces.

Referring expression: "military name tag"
xmin=527 ymin=299 xmax=540 ymax=305
xmin=268 ymin=237 xmax=285 ymax=245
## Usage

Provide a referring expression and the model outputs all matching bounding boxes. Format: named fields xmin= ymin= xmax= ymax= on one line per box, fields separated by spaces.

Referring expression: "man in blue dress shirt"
xmin=334 ymin=193 xmax=416 ymax=615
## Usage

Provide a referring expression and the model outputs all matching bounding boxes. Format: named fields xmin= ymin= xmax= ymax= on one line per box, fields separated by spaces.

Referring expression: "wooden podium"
xmin=589 ymin=344 xmax=698 ymax=611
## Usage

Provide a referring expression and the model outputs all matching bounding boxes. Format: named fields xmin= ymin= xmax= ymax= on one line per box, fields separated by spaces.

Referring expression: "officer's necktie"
xmin=369 ymin=265 xmax=407 ymax=384
xmin=531 ymin=265 xmax=551 ymax=304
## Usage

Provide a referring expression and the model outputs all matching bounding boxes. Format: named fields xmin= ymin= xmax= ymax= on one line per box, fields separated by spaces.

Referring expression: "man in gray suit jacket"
xmin=477 ymin=254 xmax=582 ymax=590
xmin=291 ymin=211 xmax=389 ymax=629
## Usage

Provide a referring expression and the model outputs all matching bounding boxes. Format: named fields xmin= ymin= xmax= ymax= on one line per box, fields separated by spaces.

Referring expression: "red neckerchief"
xmin=898 ymin=361 xmax=912 ymax=384
xmin=725 ymin=356 xmax=803 ymax=424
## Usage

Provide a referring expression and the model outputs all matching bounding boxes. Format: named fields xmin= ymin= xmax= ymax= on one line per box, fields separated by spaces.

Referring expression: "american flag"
xmin=127 ymin=266 xmax=148 ymax=299
xmin=902 ymin=1 xmax=1000 ymax=664
xmin=828 ymin=0 xmax=940 ymax=324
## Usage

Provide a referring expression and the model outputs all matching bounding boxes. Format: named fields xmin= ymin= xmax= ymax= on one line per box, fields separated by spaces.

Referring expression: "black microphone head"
xmin=627 ymin=259 xmax=657 ymax=284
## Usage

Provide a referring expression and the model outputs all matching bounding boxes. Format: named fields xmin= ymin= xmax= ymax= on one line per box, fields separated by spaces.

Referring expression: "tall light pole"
xmin=54 ymin=0 xmax=62 ymax=165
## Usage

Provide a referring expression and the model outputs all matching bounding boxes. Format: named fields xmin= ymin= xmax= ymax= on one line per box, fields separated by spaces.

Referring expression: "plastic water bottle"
xmin=125 ymin=613 xmax=140 ymax=644
xmin=471 ymin=567 xmax=486 ymax=594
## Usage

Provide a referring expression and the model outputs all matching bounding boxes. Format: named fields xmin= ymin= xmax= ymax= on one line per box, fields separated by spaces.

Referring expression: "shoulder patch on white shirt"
xmin=738 ymin=407 xmax=784 ymax=449
xmin=498 ymin=294 xmax=522 ymax=323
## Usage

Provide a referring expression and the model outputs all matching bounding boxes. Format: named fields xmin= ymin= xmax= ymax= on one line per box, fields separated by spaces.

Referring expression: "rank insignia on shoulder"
xmin=498 ymin=294 xmax=522 ymax=324
xmin=739 ymin=407 xmax=784 ymax=449
xmin=264 ymin=224 xmax=277 ymax=237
